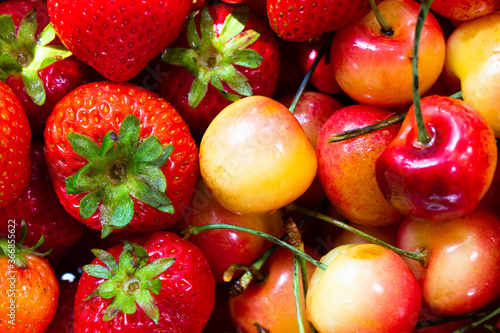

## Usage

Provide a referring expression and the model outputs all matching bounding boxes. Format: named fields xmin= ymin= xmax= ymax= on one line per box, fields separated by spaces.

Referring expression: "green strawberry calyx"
xmin=83 ymin=241 xmax=175 ymax=324
xmin=161 ymin=6 xmax=263 ymax=109
xmin=0 ymin=220 xmax=51 ymax=269
xmin=66 ymin=114 xmax=175 ymax=238
xmin=0 ymin=8 xmax=72 ymax=105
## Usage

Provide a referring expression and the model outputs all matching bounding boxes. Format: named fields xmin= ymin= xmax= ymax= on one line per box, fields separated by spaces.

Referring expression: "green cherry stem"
xmin=288 ymin=31 xmax=336 ymax=114
xmin=227 ymin=244 xmax=277 ymax=297
xmin=453 ymin=306 xmax=500 ymax=333
xmin=293 ymin=255 xmax=306 ymax=333
xmin=182 ymin=224 xmax=328 ymax=271
xmin=325 ymin=89 xmax=462 ymax=143
xmin=450 ymin=90 xmax=463 ymax=99
xmin=327 ymin=112 xmax=408 ymax=143
xmin=414 ymin=309 xmax=492 ymax=330
xmin=412 ymin=0 xmax=434 ymax=144
xmin=286 ymin=203 xmax=429 ymax=266
xmin=368 ymin=0 xmax=394 ymax=36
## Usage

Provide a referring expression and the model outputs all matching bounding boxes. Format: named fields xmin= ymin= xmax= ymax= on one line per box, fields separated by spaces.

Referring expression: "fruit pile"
xmin=1 ymin=0 xmax=500 ymax=332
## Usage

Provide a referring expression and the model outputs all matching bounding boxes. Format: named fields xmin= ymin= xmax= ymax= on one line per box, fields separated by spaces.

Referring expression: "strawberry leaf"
xmin=83 ymin=264 xmax=114 ymax=280
xmin=134 ymin=136 xmax=163 ymax=162
xmin=17 ymin=8 xmax=37 ymax=48
xmin=233 ymin=49 xmax=263 ymax=68
xmin=161 ymin=5 xmax=262 ymax=109
xmin=186 ymin=11 xmax=201 ymax=49
xmin=66 ymin=115 xmax=175 ymax=237
xmin=82 ymin=241 xmax=174 ymax=324
xmin=218 ymin=6 xmax=249 ymax=44
xmin=80 ymin=189 xmax=104 ymax=219
xmin=91 ymin=249 xmax=119 ymax=272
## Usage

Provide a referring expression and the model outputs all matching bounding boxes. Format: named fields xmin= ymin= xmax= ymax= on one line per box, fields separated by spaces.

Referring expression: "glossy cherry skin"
xmin=180 ymin=180 xmax=285 ymax=284
xmin=294 ymin=37 xmax=342 ymax=95
xmin=431 ymin=0 xmax=500 ymax=21
xmin=330 ymin=0 xmax=445 ymax=108
xmin=397 ymin=206 xmax=500 ymax=315
xmin=376 ymin=95 xmax=497 ymax=222
xmin=306 ymin=244 xmax=422 ymax=333
xmin=317 ymin=104 xmax=403 ymax=226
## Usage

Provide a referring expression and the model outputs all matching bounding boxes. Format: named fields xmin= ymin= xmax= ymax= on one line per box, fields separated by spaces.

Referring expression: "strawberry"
xmin=0 ymin=222 xmax=59 ymax=333
xmin=47 ymin=0 xmax=192 ymax=82
xmin=0 ymin=141 xmax=86 ymax=258
xmin=0 ymin=81 xmax=31 ymax=208
xmin=267 ymin=0 xmax=378 ymax=42
xmin=0 ymin=0 xmax=89 ymax=136
xmin=73 ymin=232 xmax=215 ymax=332
xmin=159 ymin=4 xmax=280 ymax=138
xmin=43 ymin=82 xmax=200 ymax=238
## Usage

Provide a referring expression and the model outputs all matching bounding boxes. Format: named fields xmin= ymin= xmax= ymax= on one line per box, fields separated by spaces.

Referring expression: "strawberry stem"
xmin=285 ymin=203 xmax=429 ymax=266
xmin=412 ymin=0 xmax=434 ymax=145
xmin=288 ymin=31 xmax=335 ymax=113
xmin=368 ymin=0 xmax=394 ymax=36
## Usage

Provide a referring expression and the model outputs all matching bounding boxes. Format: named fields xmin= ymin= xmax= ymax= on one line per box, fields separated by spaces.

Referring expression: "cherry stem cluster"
xmin=288 ymin=31 xmax=336 ymax=114
xmin=368 ymin=0 xmax=394 ymax=36
xmin=285 ymin=203 xmax=429 ymax=266
xmin=183 ymin=224 xmax=328 ymax=271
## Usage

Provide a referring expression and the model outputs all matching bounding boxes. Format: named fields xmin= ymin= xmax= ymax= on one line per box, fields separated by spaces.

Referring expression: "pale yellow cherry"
xmin=199 ymin=95 xmax=317 ymax=215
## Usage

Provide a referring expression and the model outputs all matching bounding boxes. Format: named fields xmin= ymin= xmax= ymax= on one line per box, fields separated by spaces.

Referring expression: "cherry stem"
xmin=450 ymin=90 xmax=463 ymax=99
xmin=325 ymin=89 xmax=462 ymax=143
xmin=327 ymin=111 xmax=408 ymax=143
xmin=223 ymin=264 xmax=267 ymax=284
xmin=415 ymin=309 xmax=493 ymax=330
xmin=453 ymin=306 xmax=500 ymax=333
xmin=368 ymin=0 xmax=394 ymax=36
xmin=286 ymin=203 xmax=429 ymax=266
xmin=227 ymin=244 xmax=277 ymax=297
xmin=412 ymin=0 xmax=434 ymax=144
xmin=293 ymin=255 xmax=306 ymax=333
xmin=288 ymin=31 xmax=336 ymax=114
xmin=183 ymin=224 xmax=328 ymax=271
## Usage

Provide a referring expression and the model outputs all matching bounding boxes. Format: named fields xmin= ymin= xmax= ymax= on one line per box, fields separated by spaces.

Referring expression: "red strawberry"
xmin=0 ymin=141 xmax=86 ymax=256
xmin=44 ymin=82 xmax=200 ymax=238
xmin=47 ymin=0 xmax=192 ymax=82
xmin=267 ymin=0 xmax=378 ymax=42
xmin=73 ymin=232 xmax=215 ymax=332
xmin=0 ymin=81 xmax=31 ymax=208
xmin=0 ymin=223 xmax=59 ymax=333
xmin=0 ymin=0 xmax=90 ymax=136
xmin=159 ymin=4 xmax=280 ymax=138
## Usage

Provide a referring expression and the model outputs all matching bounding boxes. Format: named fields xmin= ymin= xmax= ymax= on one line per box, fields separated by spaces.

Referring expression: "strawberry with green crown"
xmin=73 ymin=232 xmax=215 ymax=332
xmin=0 ymin=0 xmax=90 ymax=135
xmin=0 ymin=221 xmax=59 ymax=333
xmin=44 ymin=82 xmax=200 ymax=238
xmin=159 ymin=4 xmax=280 ymax=138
